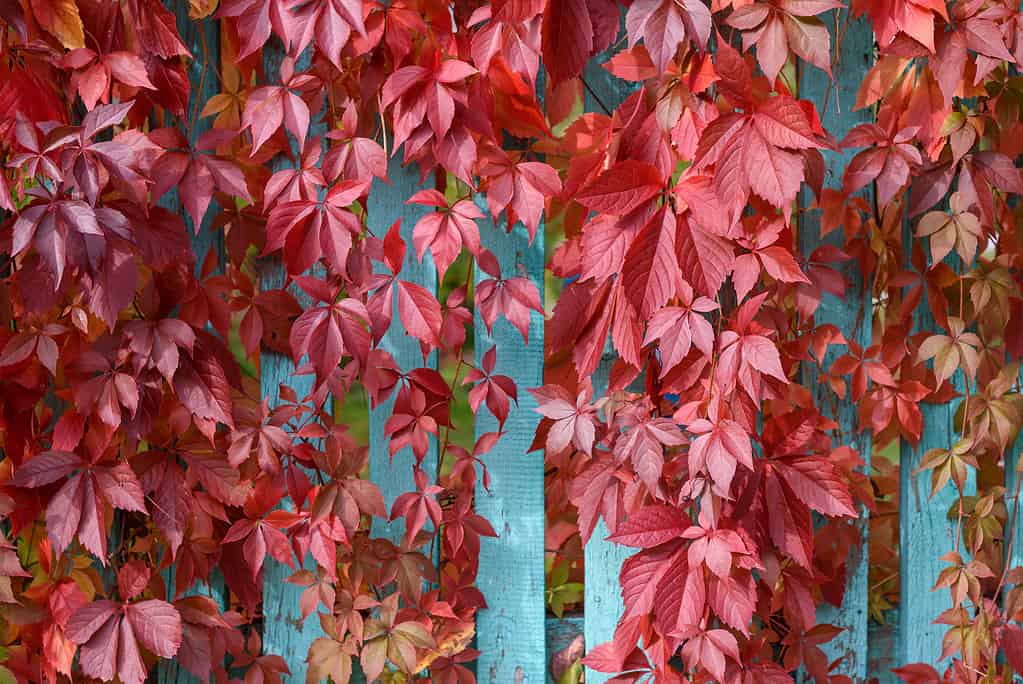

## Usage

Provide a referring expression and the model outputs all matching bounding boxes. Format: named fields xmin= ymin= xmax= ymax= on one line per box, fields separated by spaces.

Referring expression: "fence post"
xmin=472 ymin=199 xmax=547 ymax=683
xmin=1007 ymin=433 xmax=1023 ymax=575
xmin=897 ymin=256 xmax=976 ymax=664
xmin=797 ymin=11 xmax=875 ymax=681
xmin=366 ymin=159 xmax=439 ymax=544
xmin=579 ymin=47 xmax=640 ymax=684
xmin=156 ymin=4 xmax=227 ymax=682
xmin=256 ymin=43 xmax=327 ymax=683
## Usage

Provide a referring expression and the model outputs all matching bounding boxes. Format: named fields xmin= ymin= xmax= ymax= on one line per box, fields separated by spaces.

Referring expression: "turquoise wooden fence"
xmin=152 ymin=8 xmax=974 ymax=684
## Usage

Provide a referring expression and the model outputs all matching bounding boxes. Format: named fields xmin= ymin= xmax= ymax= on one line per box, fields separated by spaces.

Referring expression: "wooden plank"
xmin=163 ymin=1 xmax=226 ymax=274
xmin=473 ymin=198 xmax=546 ymax=683
xmin=1006 ymin=430 xmax=1023 ymax=572
xmin=580 ymin=39 xmax=640 ymax=684
xmin=546 ymin=615 xmax=584 ymax=684
xmin=583 ymin=348 xmax=631 ymax=684
xmin=257 ymin=282 xmax=321 ymax=682
xmin=156 ymin=573 xmax=228 ymax=684
xmin=868 ymin=609 xmax=899 ymax=681
xmin=156 ymin=6 xmax=227 ymax=683
xmin=257 ymin=44 xmax=326 ymax=683
xmin=797 ymin=11 xmax=874 ymax=681
xmin=897 ymin=252 xmax=975 ymax=666
xmin=366 ymin=158 xmax=438 ymax=544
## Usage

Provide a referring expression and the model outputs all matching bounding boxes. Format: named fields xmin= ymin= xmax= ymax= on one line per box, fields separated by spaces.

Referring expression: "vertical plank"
xmin=898 ymin=260 xmax=975 ymax=666
xmin=161 ymin=1 xmax=226 ymax=274
xmin=257 ymin=294 xmax=320 ymax=683
xmin=473 ymin=200 xmax=546 ymax=683
xmin=797 ymin=11 xmax=874 ymax=681
xmin=582 ymin=348 xmax=630 ymax=684
xmin=157 ymin=5 xmax=227 ymax=683
xmin=257 ymin=44 xmax=326 ymax=683
xmin=1006 ymin=430 xmax=1023 ymax=572
xmin=546 ymin=616 xmax=585 ymax=684
xmin=868 ymin=608 xmax=899 ymax=678
xmin=366 ymin=158 xmax=438 ymax=544
xmin=156 ymin=576 xmax=228 ymax=684
xmin=580 ymin=40 xmax=640 ymax=684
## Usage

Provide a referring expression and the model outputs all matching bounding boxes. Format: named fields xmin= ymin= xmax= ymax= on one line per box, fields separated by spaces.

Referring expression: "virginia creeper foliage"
xmin=2 ymin=0 xmax=1023 ymax=682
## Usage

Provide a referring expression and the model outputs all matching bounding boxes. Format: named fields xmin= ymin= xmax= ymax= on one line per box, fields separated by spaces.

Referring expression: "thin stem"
xmin=188 ymin=21 xmax=212 ymax=138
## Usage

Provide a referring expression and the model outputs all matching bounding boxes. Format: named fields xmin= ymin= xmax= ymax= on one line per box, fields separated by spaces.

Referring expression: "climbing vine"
xmin=1 ymin=0 xmax=1023 ymax=682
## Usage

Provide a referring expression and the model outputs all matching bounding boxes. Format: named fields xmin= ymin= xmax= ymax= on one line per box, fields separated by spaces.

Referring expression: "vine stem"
xmin=188 ymin=19 xmax=211 ymax=139
xmin=430 ymin=257 xmax=475 ymax=566
xmin=953 ymin=270 xmax=968 ymax=555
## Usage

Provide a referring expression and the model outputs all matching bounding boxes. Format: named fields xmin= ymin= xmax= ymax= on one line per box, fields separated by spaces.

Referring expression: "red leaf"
xmin=9 ymin=451 xmax=82 ymax=487
xmin=576 ymin=161 xmax=664 ymax=216
xmin=172 ymin=350 xmax=234 ymax=428
xmin=397 ymin=281 xmax=443 ymax=351
xmin=676 ymin=215 xmax=734 ymax=297
xmin=607 ymin=505 xmax=689 ymax=548
xmin=541 ymin=0 xmax=592 ymax=84
xmin=117 ymin=560 xmax=152 ymax=601
xmin=620 ymin=544 xmax=678 ymax=617
xmin=1005 ymin=625 xmax=1023 ymax=679
xmin=774 ymin=458 xmax=857 ymax=518
xmin=623 ymin=206 xmax=680 ymax=319
xmin=626 ymin=0 xmax=711 ymax=73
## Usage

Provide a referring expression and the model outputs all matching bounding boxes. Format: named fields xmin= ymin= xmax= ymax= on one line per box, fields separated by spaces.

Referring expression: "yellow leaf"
xmin=306 ymin=637 xmax=354 ymax=684
xmin=189 ymin=0 xmax=219 ymax=19
xmin=31 ymin=0 xmax=84 ymax=50
xmin=413 ymin=621 xmax=475 ymax=673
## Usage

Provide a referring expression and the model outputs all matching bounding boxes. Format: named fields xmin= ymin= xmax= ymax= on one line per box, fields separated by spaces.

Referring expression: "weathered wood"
xmin=366 ymin=158 xmax=438 ymax=544
xmin=898 ymin=255 xmax=975 ymax=666
xmin=156 ymin=5 xmax=227 ymax=683
xmin=868 ymin=609 xmax=899 ymax=682
xmin=1006 ymin=431 xmax=1023 ymax=573
xmin=473 ymin=198 xmax=546 ymax=683
xmin=156 ymin=572 xmax=228 ymax=684
xmin=166 ymin=1 xmax=225 ymax=274
xmin=256 ymin=44 xmax=327 ymax=684
xmin=257 ymin=246 xmax=324 ymax=682
xmin=580 ymin=41 xmax=640 ymax=684
xmin=546 ymin=615 xmax=584 ymax=684
xmin=582 ymin=347 xmax=631 ymax=684
xmin=797 ymin=11 xmax=874 ymax=681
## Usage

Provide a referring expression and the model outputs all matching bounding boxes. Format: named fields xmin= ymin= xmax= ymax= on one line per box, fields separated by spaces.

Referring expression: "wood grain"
xmin=366 ymin=158 xmax=438 ymax=544
xmin=898 ymin=261 xmax=974 ymax=666
xmin=257 ymin=42 xmax=327 ymax=684
xmin=797 ymin=11 xmax=874 ymax=681
xmin=156 ymin=5 xmax=227 ymax=682
xmin=473 ymin=197 xmax=546 ymax=683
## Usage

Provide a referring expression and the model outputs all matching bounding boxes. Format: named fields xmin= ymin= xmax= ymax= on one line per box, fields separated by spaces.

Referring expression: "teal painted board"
xmin=869 ymin=609 xmax=899 ymax=680
xmin=156 ymin=572 xmax=228 ymax=684
xmin=473 ymin=200 xmax=546 ymax=683
xmin=898 ymin=249 xmax=975 ymax=666
xmin=257 ymin=279 xmax=322 ymax=684
xmin=257 ymin=44 xmax=328 ymax=683
xmin=580 ymin=41 xmax=640 ymax=684
xmin=581 ymin=61 xmax=636 ymax=117
xmin=156 ymin=7 xmax=227 ymax=683
xmin=1006 ymin=429 xmax=1023 ymax=572
xmin=366 ymin=157 xmax=438 ymax=544
xmin=797 ymin=11 xmax=874 ymax=681
xmin=546 ymin=615 xmax=585 ymax=684
xmin=161 ymin=1 xmax=226 ymax=276
xmin=583 ymin=347 xmax=632 ymax=684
